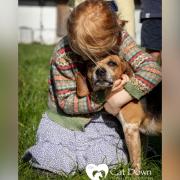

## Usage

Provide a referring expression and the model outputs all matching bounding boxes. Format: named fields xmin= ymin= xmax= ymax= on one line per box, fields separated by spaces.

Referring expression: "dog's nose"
xmin=96 ymin=68 xmax=106 ymax=77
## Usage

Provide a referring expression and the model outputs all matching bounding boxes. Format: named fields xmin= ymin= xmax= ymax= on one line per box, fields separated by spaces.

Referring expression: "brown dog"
xmin=76 ymin=55 xmax=162 ymax=173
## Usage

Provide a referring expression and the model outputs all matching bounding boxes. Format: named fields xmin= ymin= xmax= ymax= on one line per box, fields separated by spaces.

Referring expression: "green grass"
xmin=18 ymin=43 xmax=161 ymax=179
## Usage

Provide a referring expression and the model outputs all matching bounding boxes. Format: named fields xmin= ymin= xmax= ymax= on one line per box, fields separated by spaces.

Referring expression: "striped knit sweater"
xmin=47 ymin=30 xmax=161 ymax=130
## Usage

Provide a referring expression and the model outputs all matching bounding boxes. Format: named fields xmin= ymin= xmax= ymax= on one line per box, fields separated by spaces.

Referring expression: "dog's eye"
xmin=107 ymin=60 xmax=117 ymax=67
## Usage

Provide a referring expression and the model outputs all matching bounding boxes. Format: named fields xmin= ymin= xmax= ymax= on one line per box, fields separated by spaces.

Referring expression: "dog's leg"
xmin=123 ymin=122 xmax=141 ymax=173
xmin=118 ymin=101 xmax=146 ymax=174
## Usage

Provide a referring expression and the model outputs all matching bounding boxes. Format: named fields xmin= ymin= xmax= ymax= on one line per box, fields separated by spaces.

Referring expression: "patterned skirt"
xmin=23 ymin=112 xmax=128 ymax=174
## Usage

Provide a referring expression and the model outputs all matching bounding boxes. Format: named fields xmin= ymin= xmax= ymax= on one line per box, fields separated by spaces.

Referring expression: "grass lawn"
xmin=18 ymin=43 xmax=161 ymax=179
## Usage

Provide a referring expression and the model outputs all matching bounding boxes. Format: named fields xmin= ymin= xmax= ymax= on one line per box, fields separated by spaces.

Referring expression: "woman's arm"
xmin=104 ymin=30 xmax=161 ymax=115
xmin=49 ymin=40 xmax=105 ymax=115
xmin=120 ymin=30 xmax=162 ymax=100
xmin=104 ymin=89 xmax=133 ymax=116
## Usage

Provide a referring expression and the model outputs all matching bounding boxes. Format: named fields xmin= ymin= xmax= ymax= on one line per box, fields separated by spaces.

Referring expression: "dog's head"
xmin=87 ymin=55 xmax=130 ymax=91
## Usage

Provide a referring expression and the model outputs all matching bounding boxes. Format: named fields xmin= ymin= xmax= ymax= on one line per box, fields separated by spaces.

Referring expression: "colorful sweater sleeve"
xmin=120 ymin=30 xmax=162 ymax=100
xmin=49 ymin=41 xmax=105 ymax=115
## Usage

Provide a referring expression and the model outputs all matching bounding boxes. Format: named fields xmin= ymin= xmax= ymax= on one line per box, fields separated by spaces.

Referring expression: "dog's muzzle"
xmin=96 ymin=67 xmax=106 ymax=78
xmin=92 ymin=67 xmax=113 ymax=90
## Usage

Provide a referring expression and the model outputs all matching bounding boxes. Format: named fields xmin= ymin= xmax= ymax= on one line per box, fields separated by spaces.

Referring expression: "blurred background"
xmin=18 ymin=0 xmax=142 ymax=44
xmin=0 ymin=0 xmax=178 ymax=179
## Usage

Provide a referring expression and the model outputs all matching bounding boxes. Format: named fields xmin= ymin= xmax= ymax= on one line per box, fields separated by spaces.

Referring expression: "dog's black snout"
xmin=96 ymin=68 xmax=106 ymax=77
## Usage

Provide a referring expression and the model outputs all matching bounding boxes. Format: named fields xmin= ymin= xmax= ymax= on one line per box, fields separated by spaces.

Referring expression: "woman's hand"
xmin=113 ymin=74 xmax=130 ymax=90
xmin=104 ymin=74 xmax=133 ymax=116
xmin=106 ymin=74 xmax=130 ymax=99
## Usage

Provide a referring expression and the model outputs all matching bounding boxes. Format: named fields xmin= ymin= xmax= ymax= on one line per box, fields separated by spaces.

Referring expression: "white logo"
xmin=85 ymin=164 xmax=109 ymax=180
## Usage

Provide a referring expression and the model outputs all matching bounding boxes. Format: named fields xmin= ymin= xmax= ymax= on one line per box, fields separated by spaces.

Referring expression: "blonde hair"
xmin=67 ymin=0 xmax=122 ymax=61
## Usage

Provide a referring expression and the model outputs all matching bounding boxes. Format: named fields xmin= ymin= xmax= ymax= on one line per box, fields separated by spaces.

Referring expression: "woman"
xmin=24 ymin=0 xmax=161 ymax=174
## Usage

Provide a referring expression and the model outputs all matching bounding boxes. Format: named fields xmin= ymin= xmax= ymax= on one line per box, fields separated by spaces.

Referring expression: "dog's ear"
xmin=119 ymin=58 xmax=133 ymax=77
xmin=75 ymin=72 xmax=90 ymax=97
